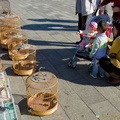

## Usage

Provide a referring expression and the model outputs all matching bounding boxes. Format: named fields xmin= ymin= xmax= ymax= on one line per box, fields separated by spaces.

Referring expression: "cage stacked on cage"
xmin=8 ymin=34 xmax=28 ymax=60
xmin=26 ymin=71 xmax=58 ymax=116
xmin=0 ymin=14 xmax=21 ymax=49
xmin=12 ymin=44 xmax=36 ymax=75
xmin=0 ymin=0 xmax=11 ymax=16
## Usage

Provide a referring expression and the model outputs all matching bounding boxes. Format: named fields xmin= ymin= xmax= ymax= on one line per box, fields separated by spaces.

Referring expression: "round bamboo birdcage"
xmin=0 ymin=0 xmax=11 ymax=16
xmin=0 ymin=14 xmax=21 ymax=34
xmin=0 ymin=14 xmax=21 ymax=49
xmin=26 ymin=71 xmax=58 ymax=116
xmin=0 ymin=32 xmax=11 ymax=49
xmin=8 ymin=34 xmax=28 ymax=59
xmin=12 ymin=44 xmax=36 ymax=75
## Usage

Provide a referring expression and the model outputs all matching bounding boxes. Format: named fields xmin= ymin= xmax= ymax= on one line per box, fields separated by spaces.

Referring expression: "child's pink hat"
xmin=89 ymin=22 xmax=98 ymax=31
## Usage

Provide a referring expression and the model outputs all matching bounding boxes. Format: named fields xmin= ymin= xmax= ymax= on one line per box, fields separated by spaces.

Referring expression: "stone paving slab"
xmin=0 ymin=0 xmax=120 ymax=120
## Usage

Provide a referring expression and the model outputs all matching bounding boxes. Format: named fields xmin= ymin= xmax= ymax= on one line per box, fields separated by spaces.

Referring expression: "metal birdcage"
xmin=0 ymin=0 xmax=11 ymax=15
xmin=8 ymin=34 xmax=28 ymax=60
xmin=26 ymin=71 xmax=58 ymax=116
xmin=12 ymin=44 xmax=36 ymax=75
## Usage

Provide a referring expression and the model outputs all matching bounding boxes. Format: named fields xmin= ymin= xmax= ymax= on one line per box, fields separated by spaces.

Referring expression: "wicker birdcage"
xmin=0 ymin=0 xmax=11 ymax=15
xmin=12 ymin=44 xmax=36 ymax=75
xmin=0 ymin=32 xmax=11 ymax=49
xmin=26 ymin=71 xmax=58 ymax=116
xmin=0 ymin=14 xmax=21 ymax=49
xmin=0 ymin=14 xmax=21 ymax=34
xmin=8 ymin=34 xmax=28 ymax=59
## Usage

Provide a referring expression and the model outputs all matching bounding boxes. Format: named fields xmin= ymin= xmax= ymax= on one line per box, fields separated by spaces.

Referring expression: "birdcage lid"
xmin=31 ymin=72 xmax=53 ymax=82
xmin=16 ymin=44 xmax=30 ymax=50
xmin=11 ymin=34 xmax=23 ymax=38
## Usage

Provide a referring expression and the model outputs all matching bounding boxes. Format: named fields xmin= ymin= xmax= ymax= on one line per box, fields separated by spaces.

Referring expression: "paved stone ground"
xmin=0 ymin=0 xmax=120 ymax=120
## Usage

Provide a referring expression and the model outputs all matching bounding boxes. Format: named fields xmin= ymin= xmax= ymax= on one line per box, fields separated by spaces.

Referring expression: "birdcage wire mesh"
xmin=12 ymin=44 xmax=36 ymax=75
xmin=26 ymin=71 xmax=58 ymax=116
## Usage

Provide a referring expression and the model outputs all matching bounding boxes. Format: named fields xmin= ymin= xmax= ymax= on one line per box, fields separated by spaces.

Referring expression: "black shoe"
xmin=76 ymin=41 xmax=81 ymax=44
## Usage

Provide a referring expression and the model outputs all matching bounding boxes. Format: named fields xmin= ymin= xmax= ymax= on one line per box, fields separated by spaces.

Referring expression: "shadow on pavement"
xmin=0 ymin=39 xmax=112 ymax=87
xmin=21 ymin=18 xmax=77 ymax=31
xmin=27 ymin=18 xmax=77 ymax=23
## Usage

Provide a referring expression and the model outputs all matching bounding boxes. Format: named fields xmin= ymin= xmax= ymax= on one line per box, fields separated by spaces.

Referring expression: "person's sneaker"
xmin=100 ymin=74 xmax=105 ymax=78
xmin=90 ymin=73 xmax=97 ymax=78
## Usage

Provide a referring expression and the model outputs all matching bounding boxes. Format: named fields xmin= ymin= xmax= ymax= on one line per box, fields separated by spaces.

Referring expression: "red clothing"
xmin=101 ymin=0 xmax=120 ymax=20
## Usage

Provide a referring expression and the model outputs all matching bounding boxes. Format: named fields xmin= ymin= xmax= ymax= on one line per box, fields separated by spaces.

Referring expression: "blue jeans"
xmin=91 ymin=58 xmax=105 ymax=77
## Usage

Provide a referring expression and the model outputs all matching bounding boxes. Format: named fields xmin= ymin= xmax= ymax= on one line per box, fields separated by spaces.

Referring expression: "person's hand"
xmin=109 ymin=53 xmax=116 ymax=58
xmin=76 ymin=32 xmax=79 ymax=35
xmin=112 ymin=7 xmax=120 ymax=12
xmin=97 ymin=4 xmax=102 ymax=9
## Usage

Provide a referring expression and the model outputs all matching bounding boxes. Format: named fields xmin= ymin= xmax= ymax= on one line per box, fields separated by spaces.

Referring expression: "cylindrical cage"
xmin=0 ymin=14 xmax=21 ymax=33
xmin=8 ymin=34 xmax=28 ymax=60
xmin=0 ymin=0 xmax=11 ymax=15
xmin=0 ymin=14 xmax=21 ymax=49
xmin=26 ymin=71 xmax=58 ymax=116
xmin=12 ymin=44 xmax=36 ymax=75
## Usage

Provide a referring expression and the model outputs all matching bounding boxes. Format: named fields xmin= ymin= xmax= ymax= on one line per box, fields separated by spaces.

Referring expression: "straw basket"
xmin=26 ymin=72 xmax=58 ymax=116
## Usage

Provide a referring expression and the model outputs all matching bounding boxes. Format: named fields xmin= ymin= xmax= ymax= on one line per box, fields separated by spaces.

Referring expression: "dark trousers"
xmin=78 ymin=13 xmax=88 ymax=30
xmin=99 ymin=57 xmax=120 ymax=75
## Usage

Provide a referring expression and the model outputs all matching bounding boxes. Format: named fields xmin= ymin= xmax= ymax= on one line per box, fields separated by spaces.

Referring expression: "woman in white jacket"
xmin=76 ymin=0 xmax=99 ymax=44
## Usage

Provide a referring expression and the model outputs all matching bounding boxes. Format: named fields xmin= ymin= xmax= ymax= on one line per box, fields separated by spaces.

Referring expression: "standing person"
xmin=89 ymin=21 xmax=108 ymax=78
xmin=99 ymin=0 xmax=120 ymax=21
xmin=75 ymin=0 xmax=97 ymax=44
xmin=99 ymin=21 xmax=120 ymax=85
